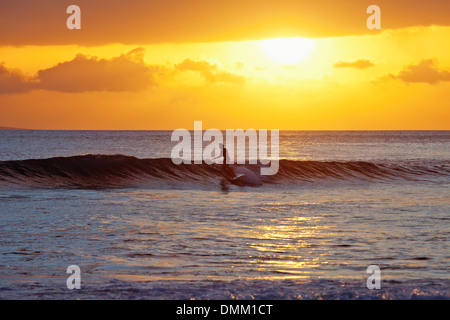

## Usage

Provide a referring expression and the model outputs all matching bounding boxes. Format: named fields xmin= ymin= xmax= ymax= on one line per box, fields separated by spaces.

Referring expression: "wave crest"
xmin=0 ymin=154 xmax=448 ymax=188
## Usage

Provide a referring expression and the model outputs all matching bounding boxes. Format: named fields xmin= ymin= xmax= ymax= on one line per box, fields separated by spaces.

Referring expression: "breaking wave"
xmin=0 ymin=154 xmax=448 ymax=189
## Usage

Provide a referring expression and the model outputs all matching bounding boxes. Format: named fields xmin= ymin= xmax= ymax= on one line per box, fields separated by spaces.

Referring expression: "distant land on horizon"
xmin=0 ymin=126 xmax=32 ymax=130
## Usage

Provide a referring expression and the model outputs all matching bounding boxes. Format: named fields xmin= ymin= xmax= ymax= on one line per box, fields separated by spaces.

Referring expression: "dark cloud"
xmin=1 ymin=0 xmax=450 ymax=45
xmin=0 ymin=48 xmax=161 ymax=94
xmin=334 ymin=59 xmax=374 ymax=69
xmin=176 ymin=59 xmax=246 ymax=84
xmin=389 ymin=59 xmax=450 ymax=84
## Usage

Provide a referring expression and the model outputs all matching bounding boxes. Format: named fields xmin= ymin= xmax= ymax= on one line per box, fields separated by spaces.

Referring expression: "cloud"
xmin=0 ymin=48 xmax=162 ymax=94
xmin=334 ymin=59 xmax=375 ymax=69
xmin=388 ymin=59 xmax=450 ymax=84
xmin=176 ymin=59 xmax=215 ymax=73
xmin=176 ymin=58 xmax=245 ymax=84
xmin=0 ymin=52 xmax=244 ymax=95
xmin=37 ymin=48 xmax=158 ymax=92
xmin=3 ymin=0 xmax=450 ymax=45
xmin=0 ymin=63 xmax=35 ymax=94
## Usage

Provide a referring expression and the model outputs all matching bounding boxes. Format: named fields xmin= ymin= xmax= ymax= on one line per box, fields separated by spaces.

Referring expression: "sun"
xmin=261 ymin=37 xmax=315 ymax=65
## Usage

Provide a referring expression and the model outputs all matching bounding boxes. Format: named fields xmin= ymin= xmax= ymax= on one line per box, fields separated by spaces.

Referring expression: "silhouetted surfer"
xmin=222 ymin=145 xmax=235 ymax=179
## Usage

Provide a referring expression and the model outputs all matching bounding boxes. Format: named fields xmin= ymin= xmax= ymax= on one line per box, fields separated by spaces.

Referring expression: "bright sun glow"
xmin=261 ymin=37 xmax=315 ymax=65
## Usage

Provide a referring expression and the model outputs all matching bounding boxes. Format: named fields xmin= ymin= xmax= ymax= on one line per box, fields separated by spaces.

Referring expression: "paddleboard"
xmin=229 ymin=173 xmax=245 ymax=185
xmin=232 ymin=173 xmax=245 ymax=181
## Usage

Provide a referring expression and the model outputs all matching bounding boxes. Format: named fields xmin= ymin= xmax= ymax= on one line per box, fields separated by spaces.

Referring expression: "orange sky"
xmin=0 ymin=0 xmax=449 ymax=129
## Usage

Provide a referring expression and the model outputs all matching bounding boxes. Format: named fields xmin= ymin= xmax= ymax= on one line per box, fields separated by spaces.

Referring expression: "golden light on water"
xmin=248 ymin=215 xmax=326 ymax=279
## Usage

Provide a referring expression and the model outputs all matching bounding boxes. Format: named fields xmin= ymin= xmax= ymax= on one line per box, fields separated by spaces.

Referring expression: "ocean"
xmin=0 ymin=130 xmax=449 ymax=299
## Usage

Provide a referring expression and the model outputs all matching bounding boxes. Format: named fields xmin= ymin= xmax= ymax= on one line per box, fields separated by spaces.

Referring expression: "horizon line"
xmin=1 ymin=127 xmax=449 ymax=132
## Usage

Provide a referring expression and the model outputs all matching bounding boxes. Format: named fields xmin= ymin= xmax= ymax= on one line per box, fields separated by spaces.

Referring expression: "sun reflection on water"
xmin=246 ymin=215 xmax=329 ymax=279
